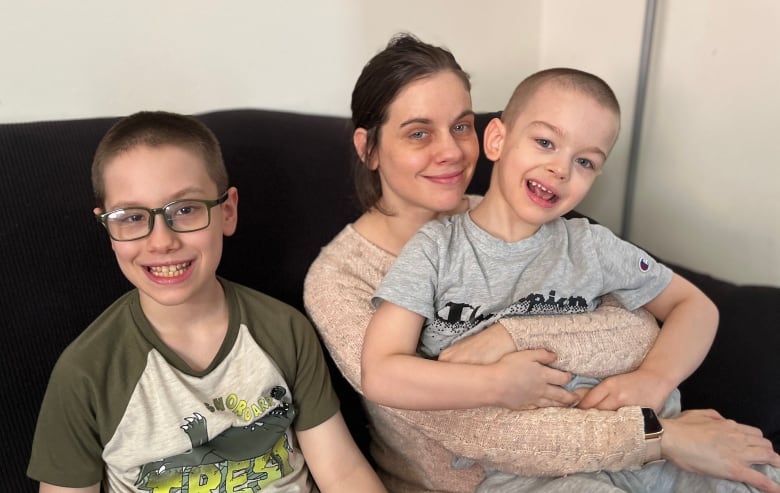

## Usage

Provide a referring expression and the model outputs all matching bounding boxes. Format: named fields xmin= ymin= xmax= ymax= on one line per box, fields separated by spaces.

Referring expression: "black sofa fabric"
xmin=2 ymin=110 xmax=777 ymax=492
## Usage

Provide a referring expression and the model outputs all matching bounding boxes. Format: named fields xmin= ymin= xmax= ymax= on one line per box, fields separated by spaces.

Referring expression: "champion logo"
xmin=639 ymin=258 xmax=651 ymax=272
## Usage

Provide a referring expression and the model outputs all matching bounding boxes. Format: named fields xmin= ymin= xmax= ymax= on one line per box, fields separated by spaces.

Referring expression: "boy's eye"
xmin=576 ymin=158 xmax=595 ymax=169
xmin=116 ymin=211 xmax=147 ymax=224
xmin=170 ymin=202 xmax=203 ymax=216
xmin=535 ymin=138 xmax=553 ymax=149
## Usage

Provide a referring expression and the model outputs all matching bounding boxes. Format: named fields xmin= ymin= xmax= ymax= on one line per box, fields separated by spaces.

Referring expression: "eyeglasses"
xmin=95 ymin=192 xmax=229 ymax=241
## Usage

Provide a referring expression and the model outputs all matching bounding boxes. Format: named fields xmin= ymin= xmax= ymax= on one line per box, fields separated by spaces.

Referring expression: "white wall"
xmin=2 ymin=1 xmax=778 ymax=286
xmin=0 ymin=1 xmax=534 ymax=122
xmin=630 ymin=1 xmax=780 ymax=286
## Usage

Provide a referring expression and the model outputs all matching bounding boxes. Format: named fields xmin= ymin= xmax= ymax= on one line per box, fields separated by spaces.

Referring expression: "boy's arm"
xmin=297 ymin=411 xmax=386 ymax=493
xmin=579 ymin=273 xmax=718 ymax=411
xmin=361 ymin=300 xmax=574 ymax=410
xmin=39 ymin=483 xmax=100 ymax=493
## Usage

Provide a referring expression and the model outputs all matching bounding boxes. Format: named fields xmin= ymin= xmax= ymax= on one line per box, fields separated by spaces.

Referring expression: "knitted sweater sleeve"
xmin=303 ymin=228 xmax=648 ymax=476
xmin=499 ymin=295 xmax=660 ymax=378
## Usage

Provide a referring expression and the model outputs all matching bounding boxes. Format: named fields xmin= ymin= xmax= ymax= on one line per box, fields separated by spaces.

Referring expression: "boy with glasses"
xmin=28 ymin=111 xmax=385 ymax=493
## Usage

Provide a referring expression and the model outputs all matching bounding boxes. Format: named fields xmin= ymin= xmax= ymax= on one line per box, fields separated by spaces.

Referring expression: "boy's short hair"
xmin=502 ymin=68 xmax=620 ymax=129
xmin=91 ymin=111 xmax=228 ymax=207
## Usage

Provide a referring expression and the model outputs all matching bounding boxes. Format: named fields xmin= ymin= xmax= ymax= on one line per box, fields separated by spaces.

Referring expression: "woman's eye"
xmin=453 ymin=123 xmax=471 ymax=133
xmin=410 ymin=130 xmax=428 ymax=140
xmin=536 ymin=139 xmax=553 ymax=149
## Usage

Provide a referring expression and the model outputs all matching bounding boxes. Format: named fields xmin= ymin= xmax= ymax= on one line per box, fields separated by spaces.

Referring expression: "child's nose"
xmin=546 ymin=156 xmax=571 ymax=180
xmin=146 ymin=216 xmax=180 ymax=251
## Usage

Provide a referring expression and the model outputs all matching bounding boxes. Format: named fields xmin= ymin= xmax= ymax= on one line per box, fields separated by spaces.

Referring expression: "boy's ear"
xmin=353 ymin=128 xmax=378 ymax=170
xmin=221 ymin=187 xmax=239 ymax=237
xmin=483 ymin=118 xmax=505 ymax=161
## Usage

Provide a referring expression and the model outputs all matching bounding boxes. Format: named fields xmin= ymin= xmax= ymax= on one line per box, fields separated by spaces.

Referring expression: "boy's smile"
xmin=527 ymin=179 xmax=560 ymax=206
xmin=97 ymin=144 xmax=237 ymax=318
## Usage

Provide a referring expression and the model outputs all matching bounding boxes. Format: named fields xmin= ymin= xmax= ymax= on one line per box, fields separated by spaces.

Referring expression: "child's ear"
xmin=353 ymin=128 xmax=378 ymax=170
xmin=483 ymin=118 xmax=505 ymax=161
xmin=221 ymin=187 xmax=239 ymax=237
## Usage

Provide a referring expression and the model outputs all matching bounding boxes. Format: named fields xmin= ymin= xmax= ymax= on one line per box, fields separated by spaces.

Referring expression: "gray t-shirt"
xmin=374 ymin=215 xmax=672 ymax=358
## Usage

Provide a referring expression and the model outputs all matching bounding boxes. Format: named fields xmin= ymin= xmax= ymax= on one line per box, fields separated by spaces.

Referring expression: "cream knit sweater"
xmin=304 ymin=224 xmax=658 ymax=493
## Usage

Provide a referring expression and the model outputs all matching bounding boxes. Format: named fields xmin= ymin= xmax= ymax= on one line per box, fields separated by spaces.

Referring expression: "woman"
xmin=304 ymin=33 xmax=780 ymax=493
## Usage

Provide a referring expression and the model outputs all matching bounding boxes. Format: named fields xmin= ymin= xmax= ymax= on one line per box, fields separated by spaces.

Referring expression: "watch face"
xmin=642 ymin=407 xmax=663 ymax=435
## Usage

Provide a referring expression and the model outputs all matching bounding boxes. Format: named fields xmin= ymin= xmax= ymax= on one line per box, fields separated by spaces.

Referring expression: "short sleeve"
xmin=27 ymin=351 xmax=104 ymax=487
xmin=589 ymin=224 xmax=673 ymax=310
xmin=372 ymin=225 xmax=441 ymax=319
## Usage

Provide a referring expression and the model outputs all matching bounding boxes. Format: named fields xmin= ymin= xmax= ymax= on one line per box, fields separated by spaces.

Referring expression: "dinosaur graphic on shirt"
xmin=135 ymin=386 xmax=296 ymax=489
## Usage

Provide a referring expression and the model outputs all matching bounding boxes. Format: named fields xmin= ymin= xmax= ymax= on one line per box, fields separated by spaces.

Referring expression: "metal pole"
xmin=621 ymin=0 xmax=658 ymax=239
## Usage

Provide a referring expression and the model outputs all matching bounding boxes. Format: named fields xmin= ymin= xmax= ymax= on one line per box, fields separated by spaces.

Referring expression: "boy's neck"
xmin=470 ymin=192 xmax=542 ymax=243
xmin=139 ymin=278 xmax=230 ymax=371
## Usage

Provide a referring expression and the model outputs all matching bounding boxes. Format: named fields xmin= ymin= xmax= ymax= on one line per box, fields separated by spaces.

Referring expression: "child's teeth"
xmin=149 ymin=262 xmax=189 ymax=277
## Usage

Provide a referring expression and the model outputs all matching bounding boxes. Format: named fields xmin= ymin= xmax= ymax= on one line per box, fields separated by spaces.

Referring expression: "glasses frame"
xmin=95 ymin=192 xmax=229 ymax=242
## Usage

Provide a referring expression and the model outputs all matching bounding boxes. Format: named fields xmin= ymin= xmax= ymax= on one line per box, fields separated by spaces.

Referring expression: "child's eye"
xmin=171 ymin=202 xmax=204 ymax=216
xmin=123 ymin=213 xmax=146 ymax=224
xmin=576 ymin=158 xmax=594 ymax=169
xmin=535 ymin=138 xmax=553 ymax=149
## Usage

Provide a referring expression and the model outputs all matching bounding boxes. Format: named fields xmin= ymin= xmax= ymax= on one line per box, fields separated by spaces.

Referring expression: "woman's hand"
xmin=439 ymin=322 xmax=516 ymax=364
xmin=662 ymin=409 xmax=780 ymax=493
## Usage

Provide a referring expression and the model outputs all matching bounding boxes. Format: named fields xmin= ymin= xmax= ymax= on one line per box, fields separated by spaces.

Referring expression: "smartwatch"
xmin=642 ymin=407 xmax=664 ymax=463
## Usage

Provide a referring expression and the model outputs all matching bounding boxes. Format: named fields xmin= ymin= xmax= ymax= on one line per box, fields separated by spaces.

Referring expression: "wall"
xmin=2 ymin=1 xmax=778 ymax=285
xmin=539 ymin=0 xmax=779 ymax=286
xmin=0 ymin=1 xmax=535 ymax=121
xmin=630 ymin=1 xmax=780 ymax=286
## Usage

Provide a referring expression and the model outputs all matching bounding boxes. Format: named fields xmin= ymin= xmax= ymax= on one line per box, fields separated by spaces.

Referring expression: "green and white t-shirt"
xmin=29 ymin=279 xmax=339 ymax=492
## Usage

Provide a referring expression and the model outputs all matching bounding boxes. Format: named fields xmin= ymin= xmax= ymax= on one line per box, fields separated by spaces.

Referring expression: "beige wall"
xmin=2 ymin=1 xmax=778 ymax=285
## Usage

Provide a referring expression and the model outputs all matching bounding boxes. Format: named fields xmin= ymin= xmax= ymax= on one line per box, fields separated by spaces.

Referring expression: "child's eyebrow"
xmin=106 ymin=187 xmax=211 ymax=210
xmin=529 ymin=120 xmax=563 ymax=136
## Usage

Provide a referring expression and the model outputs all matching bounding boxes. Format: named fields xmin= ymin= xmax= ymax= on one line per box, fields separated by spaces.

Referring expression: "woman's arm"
xmin=440 ymin=295 xmax=660 ymax=377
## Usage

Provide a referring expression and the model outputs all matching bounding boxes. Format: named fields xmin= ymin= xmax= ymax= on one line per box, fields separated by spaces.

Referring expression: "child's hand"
xmin=576 ymin=368 xmax=672 ymax=411
xmin=493 ymin=350 xmax=579 ymax=410
xmin=438 ymin=323 xmax=516 ymax=365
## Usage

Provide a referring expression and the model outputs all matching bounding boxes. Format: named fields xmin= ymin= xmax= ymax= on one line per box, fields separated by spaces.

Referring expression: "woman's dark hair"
xmin=350 ymin=33 xmax=471 ymax=213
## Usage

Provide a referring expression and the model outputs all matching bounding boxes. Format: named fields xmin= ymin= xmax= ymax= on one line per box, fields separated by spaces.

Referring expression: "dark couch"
xmin=2 ymin=109 xmax=778 ymax=491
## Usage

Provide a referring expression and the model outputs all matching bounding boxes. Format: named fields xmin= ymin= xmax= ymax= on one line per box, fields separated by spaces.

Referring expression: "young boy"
xmin=362 ymin=68 xmax=718 ymax=435
xmin=28 ymin=111 xmax=386 ymax=493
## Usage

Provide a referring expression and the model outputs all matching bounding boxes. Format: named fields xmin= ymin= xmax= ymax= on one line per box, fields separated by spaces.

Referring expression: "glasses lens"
xmin=164 ymin=200 xmax=211 ymax=232
xmin=105 ymin=209 xmax=151 ymax=241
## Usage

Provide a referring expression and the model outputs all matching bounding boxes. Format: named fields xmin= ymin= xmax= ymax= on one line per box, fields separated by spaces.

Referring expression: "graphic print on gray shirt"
xmin=373 ymin=215 xmax=672 ymax=358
